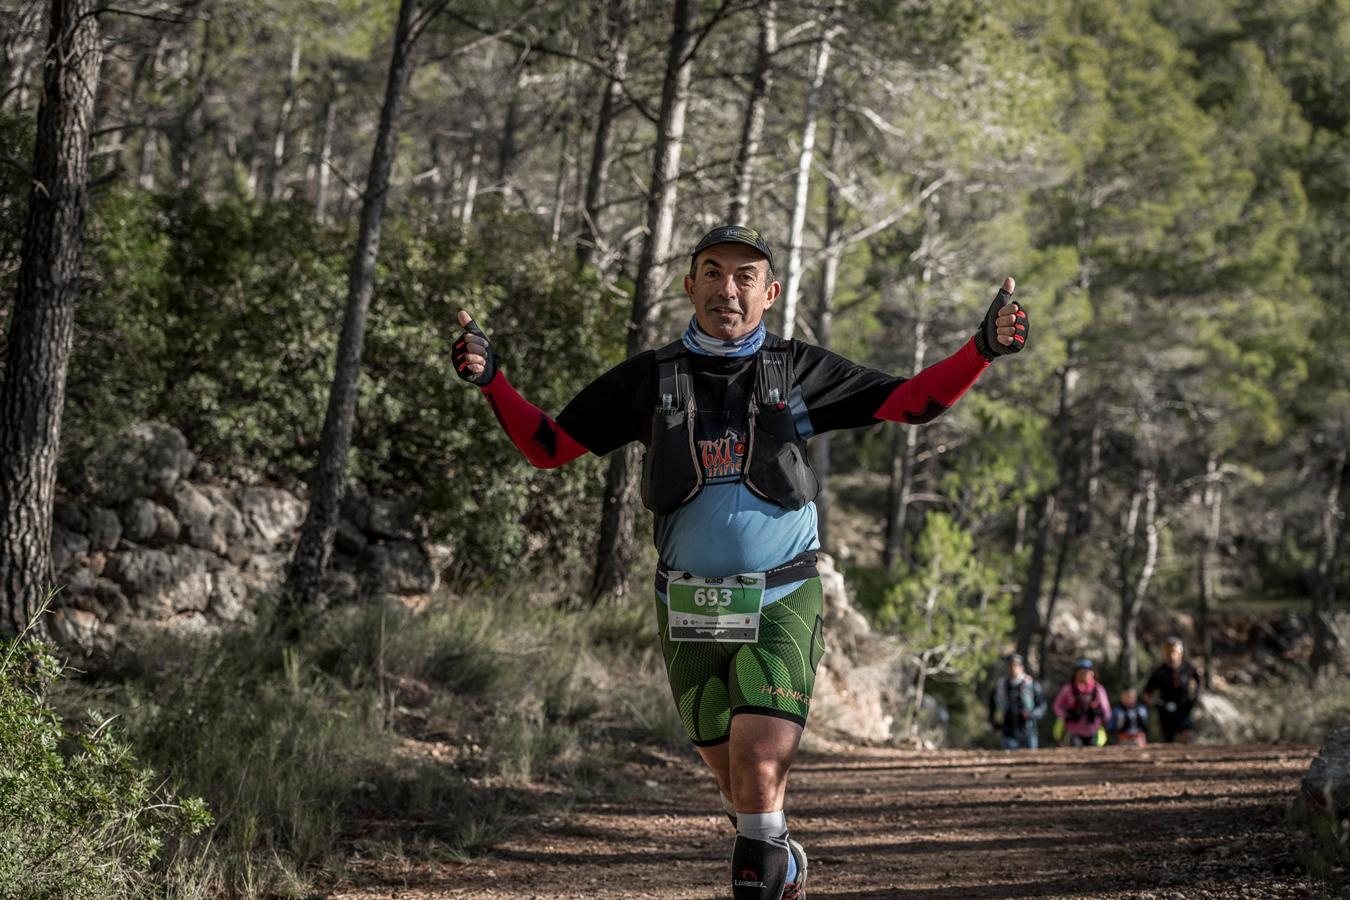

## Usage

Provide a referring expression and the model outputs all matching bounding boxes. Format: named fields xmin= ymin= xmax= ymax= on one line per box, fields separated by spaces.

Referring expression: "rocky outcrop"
xmin=1296 ymin=726 xmax=1350 ymax=859
xmin=811 ymin=553 xmax=913 ymax=744
xmin=47 ymin=423 xmax=441 ymax=655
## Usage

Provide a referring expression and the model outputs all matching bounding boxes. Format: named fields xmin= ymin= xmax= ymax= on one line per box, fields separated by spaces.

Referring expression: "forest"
xmin=0 ymin=0 xmax=1347 ymax=895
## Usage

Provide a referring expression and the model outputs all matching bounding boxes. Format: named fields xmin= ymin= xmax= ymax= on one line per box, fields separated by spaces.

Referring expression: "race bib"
xmin=667 ymin=572 xmax=765 ymax=643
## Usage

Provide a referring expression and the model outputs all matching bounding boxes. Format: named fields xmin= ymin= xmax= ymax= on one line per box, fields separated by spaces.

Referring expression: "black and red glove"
xmin=452 ymin=318 xmax=498 ymax=386
xmin=973 ymin=287 xmax=1029 ymax=361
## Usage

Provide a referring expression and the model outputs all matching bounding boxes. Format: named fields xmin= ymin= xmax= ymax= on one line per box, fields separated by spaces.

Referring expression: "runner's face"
xmin=1166 ymin=646 xmax=1183 ymax=667
xmin=1075 ymin=669 xmax=1093 ymax=687
xmin=684 ymin=244 xmax=780 ymax=340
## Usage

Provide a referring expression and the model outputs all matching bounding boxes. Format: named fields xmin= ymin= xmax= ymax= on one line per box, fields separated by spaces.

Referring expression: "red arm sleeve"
xmin=874 ymin=337 xmax=990 ymax=424
xmin=479 ymin=372 xmax=588 ymax=469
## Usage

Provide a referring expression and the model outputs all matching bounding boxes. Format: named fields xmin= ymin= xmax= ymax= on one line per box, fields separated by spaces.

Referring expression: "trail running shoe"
xmin=781 ymin=838 xmax=807 ymax=899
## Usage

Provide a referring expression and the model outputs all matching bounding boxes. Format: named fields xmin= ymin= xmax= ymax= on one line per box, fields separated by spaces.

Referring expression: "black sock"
xmin=731 ymin=834 xmax=789 ymax=899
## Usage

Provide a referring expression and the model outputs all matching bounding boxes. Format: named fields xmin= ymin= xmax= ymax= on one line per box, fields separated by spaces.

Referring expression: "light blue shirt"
xmin=654 ymin=482 xmax=817 ymax=606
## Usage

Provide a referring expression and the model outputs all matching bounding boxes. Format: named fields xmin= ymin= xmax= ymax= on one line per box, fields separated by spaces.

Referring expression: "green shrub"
xmin=66 ymin=192 xmax=620 ymax=577
xmin=58 ymin=585 xmax=677 ymax=896
xmin=0 ymin=635 xmax=209 ymax=899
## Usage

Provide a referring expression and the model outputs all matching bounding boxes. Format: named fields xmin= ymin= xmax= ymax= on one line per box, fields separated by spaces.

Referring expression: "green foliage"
xmin=68 ymin=192 xmax=616 ymax=575
xmin=0 ymin=635 xmax=209 ymax=899
xmin=872 ymin=512 xmax=1012 ymax=685
xmin=60 ymin=586 xmax=674 ymax=895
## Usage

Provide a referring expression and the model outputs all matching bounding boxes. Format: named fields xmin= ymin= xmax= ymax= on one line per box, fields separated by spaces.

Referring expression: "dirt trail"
xmin=335 ymin=743 xmax=1338 ymax=899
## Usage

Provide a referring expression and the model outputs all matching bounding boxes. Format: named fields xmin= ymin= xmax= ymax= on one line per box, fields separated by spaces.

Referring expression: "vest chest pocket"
xmin=744 ymin=403 xmax=819 ymax=511
xmin=641 ymin=405 xmax=703 ymax=514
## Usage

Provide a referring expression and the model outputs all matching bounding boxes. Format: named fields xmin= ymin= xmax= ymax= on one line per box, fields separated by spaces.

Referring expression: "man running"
xmin=1143 ymin=636 xmax=1202 ymax=743
xmin=452 ymin=225 xmax=1029 ymax=899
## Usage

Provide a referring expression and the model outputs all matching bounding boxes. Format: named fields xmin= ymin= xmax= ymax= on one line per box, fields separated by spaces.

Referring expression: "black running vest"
xmin=639 ymin=337 xmax=820 ymax=515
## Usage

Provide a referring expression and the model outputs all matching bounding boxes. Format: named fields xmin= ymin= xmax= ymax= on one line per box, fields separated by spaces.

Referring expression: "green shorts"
xmin=655 ymin=577 xmax=826 ymax=746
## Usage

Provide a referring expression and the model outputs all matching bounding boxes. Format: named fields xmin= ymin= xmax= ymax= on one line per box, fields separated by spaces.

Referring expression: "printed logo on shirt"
xmin=699 ymin=428 xmax=746 ymax=481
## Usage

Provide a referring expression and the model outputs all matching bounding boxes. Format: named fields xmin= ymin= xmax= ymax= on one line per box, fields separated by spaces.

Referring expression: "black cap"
xmin=1005 ymin=652 xmax=1024 ymax=665
xmin=690 ymin=225 xmax=775 ymax=274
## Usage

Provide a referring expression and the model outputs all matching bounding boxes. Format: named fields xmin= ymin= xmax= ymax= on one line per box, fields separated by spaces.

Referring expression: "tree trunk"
xmin=311 ymin=71 xmax=337 ymax=223
xmin=549 ymin=113 xmax=573 ymax=244
xmin=137 ymin=35 xmax=167 ymax=190
xmin=810 ymin=112 xmax=842 ymax=552
xmin=285 ymin=0 xmax=423 ymax=613
xmin=1197 ymin=454 xmax=1223 ymax=688
xmin=1119 ymin=468 xmax=1158 ymax=686
xmin=1311 ymin=447 xmax=1347 ymax=673
xmin=1 ymin=2 xmax=43 ymax=112
xmin=883 ymin=317 xmax=926 ymax=569
xmin=264 ymin=36 xmax=302 ymax=203
xmin=460 ymin=136 xmax=481 ymax=227
xmin=1013 ymin=493 xmax=1055 ymax=660
xmin=576 ymin=0 xmax=629 ymax=268
xmin=779 ymin=23 xmax=834 ymax=340
xmin=174 ymin=17 xmax=211 ymax=190
xmin=1016 ymin=358 xmax=1077 ymax=659
xmin=590 ymin=0 xmax=700 ymax=603
xmin=0 ymin=0 xmax=102 ymax=638
xmin=727 ymin=0 xmax=776 ymax=223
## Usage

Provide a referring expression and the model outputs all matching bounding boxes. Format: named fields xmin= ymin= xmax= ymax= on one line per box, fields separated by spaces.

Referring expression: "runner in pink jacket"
xmin=1052 ymin=658 xmax=1111 ymax=747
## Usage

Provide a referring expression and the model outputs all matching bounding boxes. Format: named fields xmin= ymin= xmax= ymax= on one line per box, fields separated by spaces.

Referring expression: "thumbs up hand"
xmin=973 ymin=276 xmax=1029 ymax=361
xmin=452 ymin=310 xmax=498 ymax=386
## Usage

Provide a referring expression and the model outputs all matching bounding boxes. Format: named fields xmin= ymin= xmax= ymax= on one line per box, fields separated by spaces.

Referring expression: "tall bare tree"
xmin=285 ymin=0 xmax=434 ymax=613
xmin=577 ymin=0 xmax=630 ymax=268
xmin=0 ymin=0 xmax=103 ymax=637
xmin=727 ymin=0 xmax=776 ymax=224
xmin=779 ymin=20 xmax=835 ymax=339
xmin=590 ymin=0 xmax=700 ymax=603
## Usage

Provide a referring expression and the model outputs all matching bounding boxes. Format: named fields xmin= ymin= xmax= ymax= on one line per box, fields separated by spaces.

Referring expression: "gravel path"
xmin=333 ymin=743 xmax=1338 ymax=899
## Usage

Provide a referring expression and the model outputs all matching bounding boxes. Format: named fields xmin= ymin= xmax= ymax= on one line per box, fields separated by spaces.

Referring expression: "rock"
xmin=1197 ymin=692 xmax=1249 ymax=743
xmin=48 ymin=607 xmax=102 ymax=649
xmin=340 ymin=483 xmax=371 ymax=532
xmin=239 ymin=486 xmax=305 ymax=547
xmin=1298 ymin=725 xmax=1350 ymax=849
xmin=118 ymin=499 xmax=181 ymax=546
xmin=366 ymin=495 xmax=418 ymax=541
xmin=91 ymin=578 xmax=131 ymax=623
xmin=209 ymin=566 xmax=249 ymax=622
xmin=809 ymin=552 xmax=911 ymax=744
xmin=360 ymin=540 xmax=436 ymax=596
xmin=50 ymin=525 xmax=90 ymax=575
xmin=58 ymin=563 xmax=99 ymax=597
xmin=105 ymin=548 xmax=175 ymax=613
xmin=53 ymin=501 xmax=89 ymax=534
xmin=89 ymin=422 xmax=195 ymax=504
xmin=86 ymin=506 xmax=121 ymax=551
xmin=201 ymin=486 xmax=246 ymax=551
xmin=151 ymin=502 xmax=181 ymax=545
xmin=334 ymin=517 xmax=368 ymax=556
xmin=240 ymin=551 xmax=288 ymax=597
xmin=103 ymin=546 xmax=214 ymax=616
xmin=819 ymin=552 xmax=871 ymax=656
xmin=119 ymin=498 xmax=159 ymax=543
xmin=171 ymin=483 xmax=219 ymax=553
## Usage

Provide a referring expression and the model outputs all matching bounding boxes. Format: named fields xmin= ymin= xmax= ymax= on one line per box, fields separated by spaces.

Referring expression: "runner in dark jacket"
xmin=1143 ymin=636 xmax=1201 ymax=744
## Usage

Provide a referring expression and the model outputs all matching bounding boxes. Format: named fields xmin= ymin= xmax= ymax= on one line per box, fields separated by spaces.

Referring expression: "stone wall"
xmin=47 ymin=423 xmax=438 ymax=654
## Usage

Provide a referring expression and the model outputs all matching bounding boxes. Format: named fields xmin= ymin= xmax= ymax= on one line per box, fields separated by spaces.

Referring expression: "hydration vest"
xmin=639 ymin=337 xmax=820 ymax=515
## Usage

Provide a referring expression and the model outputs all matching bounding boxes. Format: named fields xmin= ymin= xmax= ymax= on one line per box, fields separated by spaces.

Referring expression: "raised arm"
xmin=874 ymin=277 xmax=1029 ymax=424
xmin=452 ymin=311 xmax=588 ymax=469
